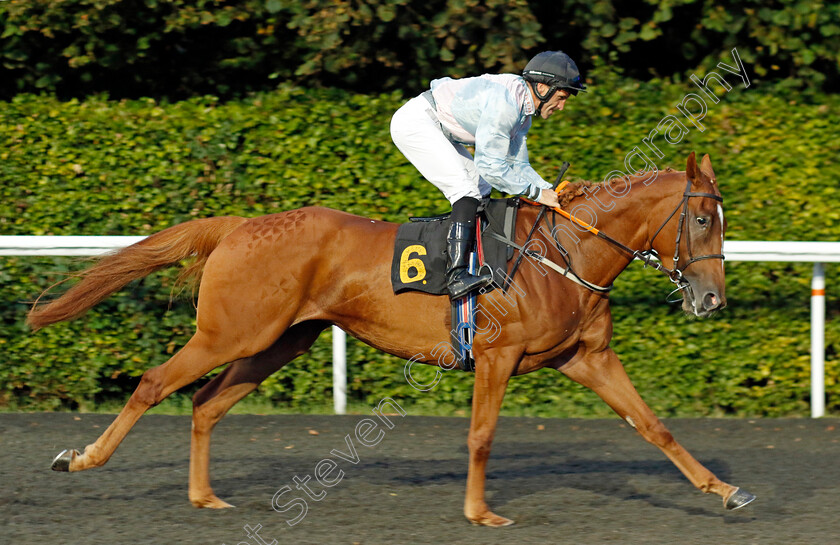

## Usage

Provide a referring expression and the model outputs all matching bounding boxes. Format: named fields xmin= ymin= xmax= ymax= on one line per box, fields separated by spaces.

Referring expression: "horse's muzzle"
xmin=682 ymin=282 xmax=726 ymax=317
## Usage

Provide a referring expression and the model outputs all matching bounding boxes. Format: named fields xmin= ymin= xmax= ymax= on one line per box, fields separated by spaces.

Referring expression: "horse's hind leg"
xmin=561 ymin=348 xmax=755 ymax=510
xmin=52 ymin=330 xmax=257 ymax=473
xmin=189 ymin=321 xmax=328 ymax=508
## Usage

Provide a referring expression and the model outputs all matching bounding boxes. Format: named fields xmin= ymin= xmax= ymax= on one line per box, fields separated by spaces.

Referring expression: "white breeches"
xmin=390 ymin=96 xmax=491 ymax=204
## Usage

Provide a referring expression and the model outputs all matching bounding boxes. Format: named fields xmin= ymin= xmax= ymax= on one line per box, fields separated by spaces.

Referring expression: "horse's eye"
xmin=696 ymin=217 xmax=709 ymax=227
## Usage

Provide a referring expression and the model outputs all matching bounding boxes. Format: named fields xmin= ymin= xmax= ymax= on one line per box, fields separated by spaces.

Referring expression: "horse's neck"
xmin=536 ymin=172 xmax=686 ymax=289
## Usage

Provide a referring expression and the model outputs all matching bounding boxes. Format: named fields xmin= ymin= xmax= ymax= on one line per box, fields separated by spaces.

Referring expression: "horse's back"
xmin=233 ymin=206 xmax=397 ymax=245
xmin=200 ymin=206 xmax=398 ymax=300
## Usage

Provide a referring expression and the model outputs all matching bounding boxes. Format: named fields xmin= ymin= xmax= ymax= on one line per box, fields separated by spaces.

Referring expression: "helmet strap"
xmin=531 ymin=82 xmax=558 ymax=117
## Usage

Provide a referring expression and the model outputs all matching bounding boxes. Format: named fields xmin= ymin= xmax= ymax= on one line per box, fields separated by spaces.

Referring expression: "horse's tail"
xmin=27 ymin=216 xmax=248 ymax=331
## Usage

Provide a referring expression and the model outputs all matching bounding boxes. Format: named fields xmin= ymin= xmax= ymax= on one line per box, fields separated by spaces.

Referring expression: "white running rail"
xmin=2 ymin=237 xmax=837 ymax=417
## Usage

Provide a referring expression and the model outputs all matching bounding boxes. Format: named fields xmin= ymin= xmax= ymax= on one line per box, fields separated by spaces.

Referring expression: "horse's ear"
xmin=700 ymin=154 xmax=715 ymax=183
xmin=685 ymin=151 xmax=698 ymax=181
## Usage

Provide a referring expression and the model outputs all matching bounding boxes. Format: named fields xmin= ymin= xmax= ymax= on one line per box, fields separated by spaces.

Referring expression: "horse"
xmin=29 ymin=151 xmax=754 ymax=527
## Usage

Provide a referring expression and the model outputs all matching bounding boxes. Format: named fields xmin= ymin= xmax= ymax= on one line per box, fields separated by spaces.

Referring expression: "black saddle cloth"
xmin=390 ymin=198 xmax=518 ymax=295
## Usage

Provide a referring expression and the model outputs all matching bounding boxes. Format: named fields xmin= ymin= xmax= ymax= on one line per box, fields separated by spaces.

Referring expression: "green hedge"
xmin=0 ymin=0 xmax=837 ymax=99
xmin=1 ymin=76 xmax=839 ymax=416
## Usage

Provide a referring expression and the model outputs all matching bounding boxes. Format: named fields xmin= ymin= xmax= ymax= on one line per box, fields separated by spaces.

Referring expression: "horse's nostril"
xmin=703 ymin=292 xmax=719 ymax=310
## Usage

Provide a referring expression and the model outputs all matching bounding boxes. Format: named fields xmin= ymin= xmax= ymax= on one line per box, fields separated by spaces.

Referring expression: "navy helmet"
xmin=522 ymin=51 xmax=586 ymax=115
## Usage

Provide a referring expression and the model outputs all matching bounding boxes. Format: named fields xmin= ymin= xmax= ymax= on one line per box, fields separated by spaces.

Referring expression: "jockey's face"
xmin=535 ymin=84 xmax=570 ymax=119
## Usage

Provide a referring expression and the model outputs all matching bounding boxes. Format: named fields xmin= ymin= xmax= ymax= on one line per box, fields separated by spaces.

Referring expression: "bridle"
xmin=640 ymin=177 xmax=725 ymax=292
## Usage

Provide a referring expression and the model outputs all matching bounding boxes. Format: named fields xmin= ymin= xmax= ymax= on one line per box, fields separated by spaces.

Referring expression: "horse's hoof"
xmin=51 ymin=449 xmax=80 ymax=472
xmin=190 ymin=495 xmax=235 ymax=509
xmin=467 ymin=512 xmax=515 ymax=527
xmin=725 ymin=487 xmax=756 ymax=510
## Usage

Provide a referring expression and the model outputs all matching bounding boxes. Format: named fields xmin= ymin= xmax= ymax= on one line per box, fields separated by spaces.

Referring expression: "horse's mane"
xmin=558 ymin=167 xmax=677 ymax=208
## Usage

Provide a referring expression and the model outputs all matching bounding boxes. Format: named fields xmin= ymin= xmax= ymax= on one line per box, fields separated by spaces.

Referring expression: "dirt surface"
xmin=1 ymin=413 xmax=838 ymax=545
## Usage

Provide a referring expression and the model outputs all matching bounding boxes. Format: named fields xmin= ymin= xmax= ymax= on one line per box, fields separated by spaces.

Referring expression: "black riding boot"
xmin=446 ymin=221 xmax=493 ymax=300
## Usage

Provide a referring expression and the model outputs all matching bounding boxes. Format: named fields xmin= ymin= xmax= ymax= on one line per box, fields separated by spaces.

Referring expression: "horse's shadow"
xmin=154 ymin=440 xmax=746 ymax=519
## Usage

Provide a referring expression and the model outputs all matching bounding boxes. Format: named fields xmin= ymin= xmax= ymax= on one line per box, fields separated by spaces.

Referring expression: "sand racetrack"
xmin=2 ymin=413 xmax=838 ymax=544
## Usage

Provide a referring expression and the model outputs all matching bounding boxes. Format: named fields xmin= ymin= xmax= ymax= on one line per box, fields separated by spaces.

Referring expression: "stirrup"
xmin=447 ymin=268 xmax=493 ymax=300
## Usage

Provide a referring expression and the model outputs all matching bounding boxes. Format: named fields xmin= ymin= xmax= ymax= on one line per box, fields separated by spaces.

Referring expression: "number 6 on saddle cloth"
xmin=389 ymin=198 xmax=519 ymax=371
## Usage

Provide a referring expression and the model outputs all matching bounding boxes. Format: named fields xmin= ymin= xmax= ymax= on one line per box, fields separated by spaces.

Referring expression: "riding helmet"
xmin=522 ymin=50 xmax=587 ymax=95
xmin=522 ymin=50 xmax=586 ymax=116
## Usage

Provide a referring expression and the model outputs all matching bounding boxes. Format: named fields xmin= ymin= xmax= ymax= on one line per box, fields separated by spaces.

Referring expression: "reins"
xmin=503 ymin=161 xmax=570 ymax=292
xmin=486 ymin=230 xmax=613 ymax=292
xmin=498 ymin=174 xmax=725 ymax=295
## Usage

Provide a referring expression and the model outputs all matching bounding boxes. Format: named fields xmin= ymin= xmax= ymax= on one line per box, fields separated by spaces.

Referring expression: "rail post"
xmin=332 ymin=325 xmax=347 ymax=415
xmin=811 ymin=262 xmax=826 ymax=418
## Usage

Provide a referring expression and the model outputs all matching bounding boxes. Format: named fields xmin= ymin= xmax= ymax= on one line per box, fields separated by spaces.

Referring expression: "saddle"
xmin=390 ymin=198 xmax=518 ymax=295
xmin=390 ymin=198 xmax=519 ymax=372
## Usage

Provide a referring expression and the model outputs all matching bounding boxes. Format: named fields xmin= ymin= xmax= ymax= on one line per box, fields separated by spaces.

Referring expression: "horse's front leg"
xmin=561 ymin=348 xmax=755 ymax=509
xmin=463 ymin=346 xmax=520 ymax=527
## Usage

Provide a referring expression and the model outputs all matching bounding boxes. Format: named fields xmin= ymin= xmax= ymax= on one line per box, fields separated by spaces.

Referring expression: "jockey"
xmin=390 ymin=50 xmax=586 ymax=300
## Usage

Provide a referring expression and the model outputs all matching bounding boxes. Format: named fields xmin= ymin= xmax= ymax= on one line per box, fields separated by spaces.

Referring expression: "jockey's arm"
xmin=473 ymin=103 xmax=554 ymax=203
xmin=509 ymin=129 xmax=560 ymax=208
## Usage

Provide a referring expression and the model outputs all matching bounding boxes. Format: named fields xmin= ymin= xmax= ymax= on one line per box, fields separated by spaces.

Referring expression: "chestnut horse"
xmin=30 ymin=152 xmax=754 ymax=526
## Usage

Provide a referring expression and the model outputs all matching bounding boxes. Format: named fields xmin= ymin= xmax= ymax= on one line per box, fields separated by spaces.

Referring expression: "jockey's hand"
xmin=536 ymin=188 xmax=560 ymax=208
